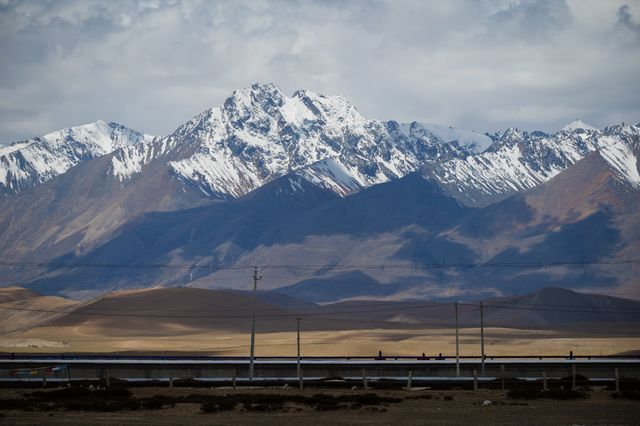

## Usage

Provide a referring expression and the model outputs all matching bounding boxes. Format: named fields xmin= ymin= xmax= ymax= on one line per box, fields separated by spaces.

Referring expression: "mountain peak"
xmin=562 ymin=119 xmax=597 ymax=132
xmin=0 ymin=121 xmax=153 ymax=194
xmin=224 ymin=82 xmax=286 ymax=112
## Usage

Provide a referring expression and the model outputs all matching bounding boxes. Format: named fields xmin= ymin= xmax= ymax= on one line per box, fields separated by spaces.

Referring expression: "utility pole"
xmin=480 ymin=300 xmax=485 ymax=377
xmin=297 ymin=317 xmax=303 ymax=389
xmin=455 ymin=301 xmax=460 ymax=377
xmin=249 ymin=266 xmax=261 ymax=382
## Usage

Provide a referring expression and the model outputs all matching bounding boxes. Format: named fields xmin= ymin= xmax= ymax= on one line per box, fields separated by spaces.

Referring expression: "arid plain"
xmin=1 ymin=287 xmax=638 ymax=357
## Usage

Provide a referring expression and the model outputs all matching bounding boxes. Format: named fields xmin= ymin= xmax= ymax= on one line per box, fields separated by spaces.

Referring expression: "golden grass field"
xmin=1 ymin=286 xmax=638 ymax=356
xmin=2 ymin=326 xmax=639 ymax=357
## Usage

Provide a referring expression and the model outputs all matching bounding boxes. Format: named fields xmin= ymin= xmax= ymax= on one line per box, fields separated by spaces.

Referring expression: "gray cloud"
xmin=618 ymin=4 xmax=640 ymax=34
xmin=489 ymin=0 xmax=572 ymax=40
xmin=0 ymin=0 xmax=639 ymax=142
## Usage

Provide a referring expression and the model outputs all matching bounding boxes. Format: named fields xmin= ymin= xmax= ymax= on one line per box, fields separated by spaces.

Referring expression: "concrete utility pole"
xmin=455 ymin=301 xmax=460 ymax=377
xmin=297 ymin=317 xmax=303 ymax=389
xmin=480 ymin=300 xmax=485 ymax=376
xmin=249 ymin=266 xmax=261 ymax=382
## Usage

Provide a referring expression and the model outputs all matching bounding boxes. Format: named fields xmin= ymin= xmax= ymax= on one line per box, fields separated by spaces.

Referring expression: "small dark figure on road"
xmin=569 ymin=350 xmax=574 ymax=359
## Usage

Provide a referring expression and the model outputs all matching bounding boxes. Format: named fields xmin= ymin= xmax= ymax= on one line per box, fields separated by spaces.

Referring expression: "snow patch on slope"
xmin=599 ymin=138 xmax=640 ymax=188
xmin=399 ymin=122 xmax=492 ymax=153
xmin=296 ymin=158 xmax=365 ymax=196
xmin=280 ymin=95 xmax=316 ymax=125
xmin=110 ymin=137 xmax=176 ymax=181
xmin=429 ymin=128 xmax=611 ymax=204
xmin=169 ymin=151 xmax=264 ymax=197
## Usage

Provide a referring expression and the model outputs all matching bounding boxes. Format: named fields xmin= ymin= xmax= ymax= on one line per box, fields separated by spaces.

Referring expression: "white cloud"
xmin=0 ymin=0 xmax=638 ymax=142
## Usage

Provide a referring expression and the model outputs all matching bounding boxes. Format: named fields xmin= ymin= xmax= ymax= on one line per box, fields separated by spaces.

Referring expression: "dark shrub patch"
xmin=141 ymin=399 xmax=165 ymax=410
xmin=508 ymin=389 xmax=588 ymax=400
xmin=65 ymin=399 xmax=140 ymax=412
xmin=545 ymin=389 xmax=588 ymax=400
xmin=201 ymin=402 xmax=224 ymax=413
xmin=507 ymin=388 xmax=541 ymax=400
xmin=31 ymin=388 xmax=132 ymax=400
xmin=310 ymin=394 xmax=339 ymax=407
xmin=197 ymin=393 xmax=402 ymax=413
xmin=139 ymin=395 xmax=177 ymax=409
xmin=353 ymin=393 xmax=390 ymax=405
xmin=612 ymin=391 xmax=640 ymax=401
xmin=310 ymin=393 xmax=400 ymax=408
xmin=443 ymin=395 xmax=453 ymax=401
xmin=405 ymin=394 xmax=433 ymax=400
xmin=315 ymin=403 xmax=350 ymax=411
xmin=244 ymin=402 xmax=283 ymax=412
xmin=27 ymin=386 xmax=138 ymax=412
xmin=0 ymin=399 xmax=39 ymax=411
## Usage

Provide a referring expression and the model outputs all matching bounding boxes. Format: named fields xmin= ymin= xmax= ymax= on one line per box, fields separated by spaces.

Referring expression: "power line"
xmin=1 ymin=300 xmax=639 ymax=319
xmin=0 ymin=259 xmax=639 ymax=271
xmin=0 ymin=301 xmax=449 ymax=319
xmin=460 ymin=302 xmax=640 ymax=314
xmin=460 ymin=299 xmax=640 ymax=311
xmin=0 ymin=299 xmax=446 ymax=314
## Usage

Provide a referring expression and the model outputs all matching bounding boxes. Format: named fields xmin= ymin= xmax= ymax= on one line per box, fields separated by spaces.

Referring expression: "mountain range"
xmin=0 ymin=83 xmax=638 ymax=302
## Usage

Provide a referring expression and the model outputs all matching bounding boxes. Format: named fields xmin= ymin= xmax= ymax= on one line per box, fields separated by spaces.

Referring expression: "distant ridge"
xmin=3 ymin=286 xmax=638 ymax=340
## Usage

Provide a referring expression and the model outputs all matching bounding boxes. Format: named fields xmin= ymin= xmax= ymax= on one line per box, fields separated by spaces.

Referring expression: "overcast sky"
xmin=1 ymin=0 xmax=639 ymax=142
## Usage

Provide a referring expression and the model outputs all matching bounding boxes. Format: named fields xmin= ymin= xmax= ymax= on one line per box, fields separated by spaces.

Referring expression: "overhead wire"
xmin=1 ymin=299 xmax=639 ymax=319
xmin=1 ymin=258 xmax=639 ymax=271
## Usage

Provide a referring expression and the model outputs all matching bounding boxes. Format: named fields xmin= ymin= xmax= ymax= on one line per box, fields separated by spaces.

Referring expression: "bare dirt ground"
xmin=1 ymin=387 xmax=638 ymax=425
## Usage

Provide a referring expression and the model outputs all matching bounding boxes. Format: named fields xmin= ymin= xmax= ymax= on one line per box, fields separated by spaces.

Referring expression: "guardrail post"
xmin=473 ymin=369 xmax=478 ymax=391
xmin=571 ymin=364 xmax=576 ymax=390
xmin=362 ymin=369 xmax=368 ymax=390
xmin=169 ymin=377 xmax=173 ymax=388
xmin=232 ymin=368 xmax=237 ymax=389
xmin=543 ymin=371 xmax=548 ymax=391
xmin=500 ymin=364 xmax=505 ymax=391
xmin=406 ymin=370 xmax=412 ymax=389
xmin=299 ymin=368 xmax=304 ymax=390
xmin=615 ymin=368 xmax=620 ymax=393
xmin=42 ymin=377 xmax=46 ymax=387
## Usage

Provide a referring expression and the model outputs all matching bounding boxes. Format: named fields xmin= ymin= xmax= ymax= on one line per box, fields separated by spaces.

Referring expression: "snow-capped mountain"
xmin=2 ymin=84 xmax=638 ymax=210
xmin=0 ymin=84 xmax=638 ymax=300
xmin=106 ymin=83 xmax=489 ymax=199
xmin=0 ymin=121 xmax=153 ymax=194
xmin=427 ymin=122 xmax=640 ymax=206
xmin=102 ymin=84 xmax=640 ymax=206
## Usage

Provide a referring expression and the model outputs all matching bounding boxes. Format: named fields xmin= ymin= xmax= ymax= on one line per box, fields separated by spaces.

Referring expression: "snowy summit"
xmin=562 ymin=119 xmax=597 ymax=132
